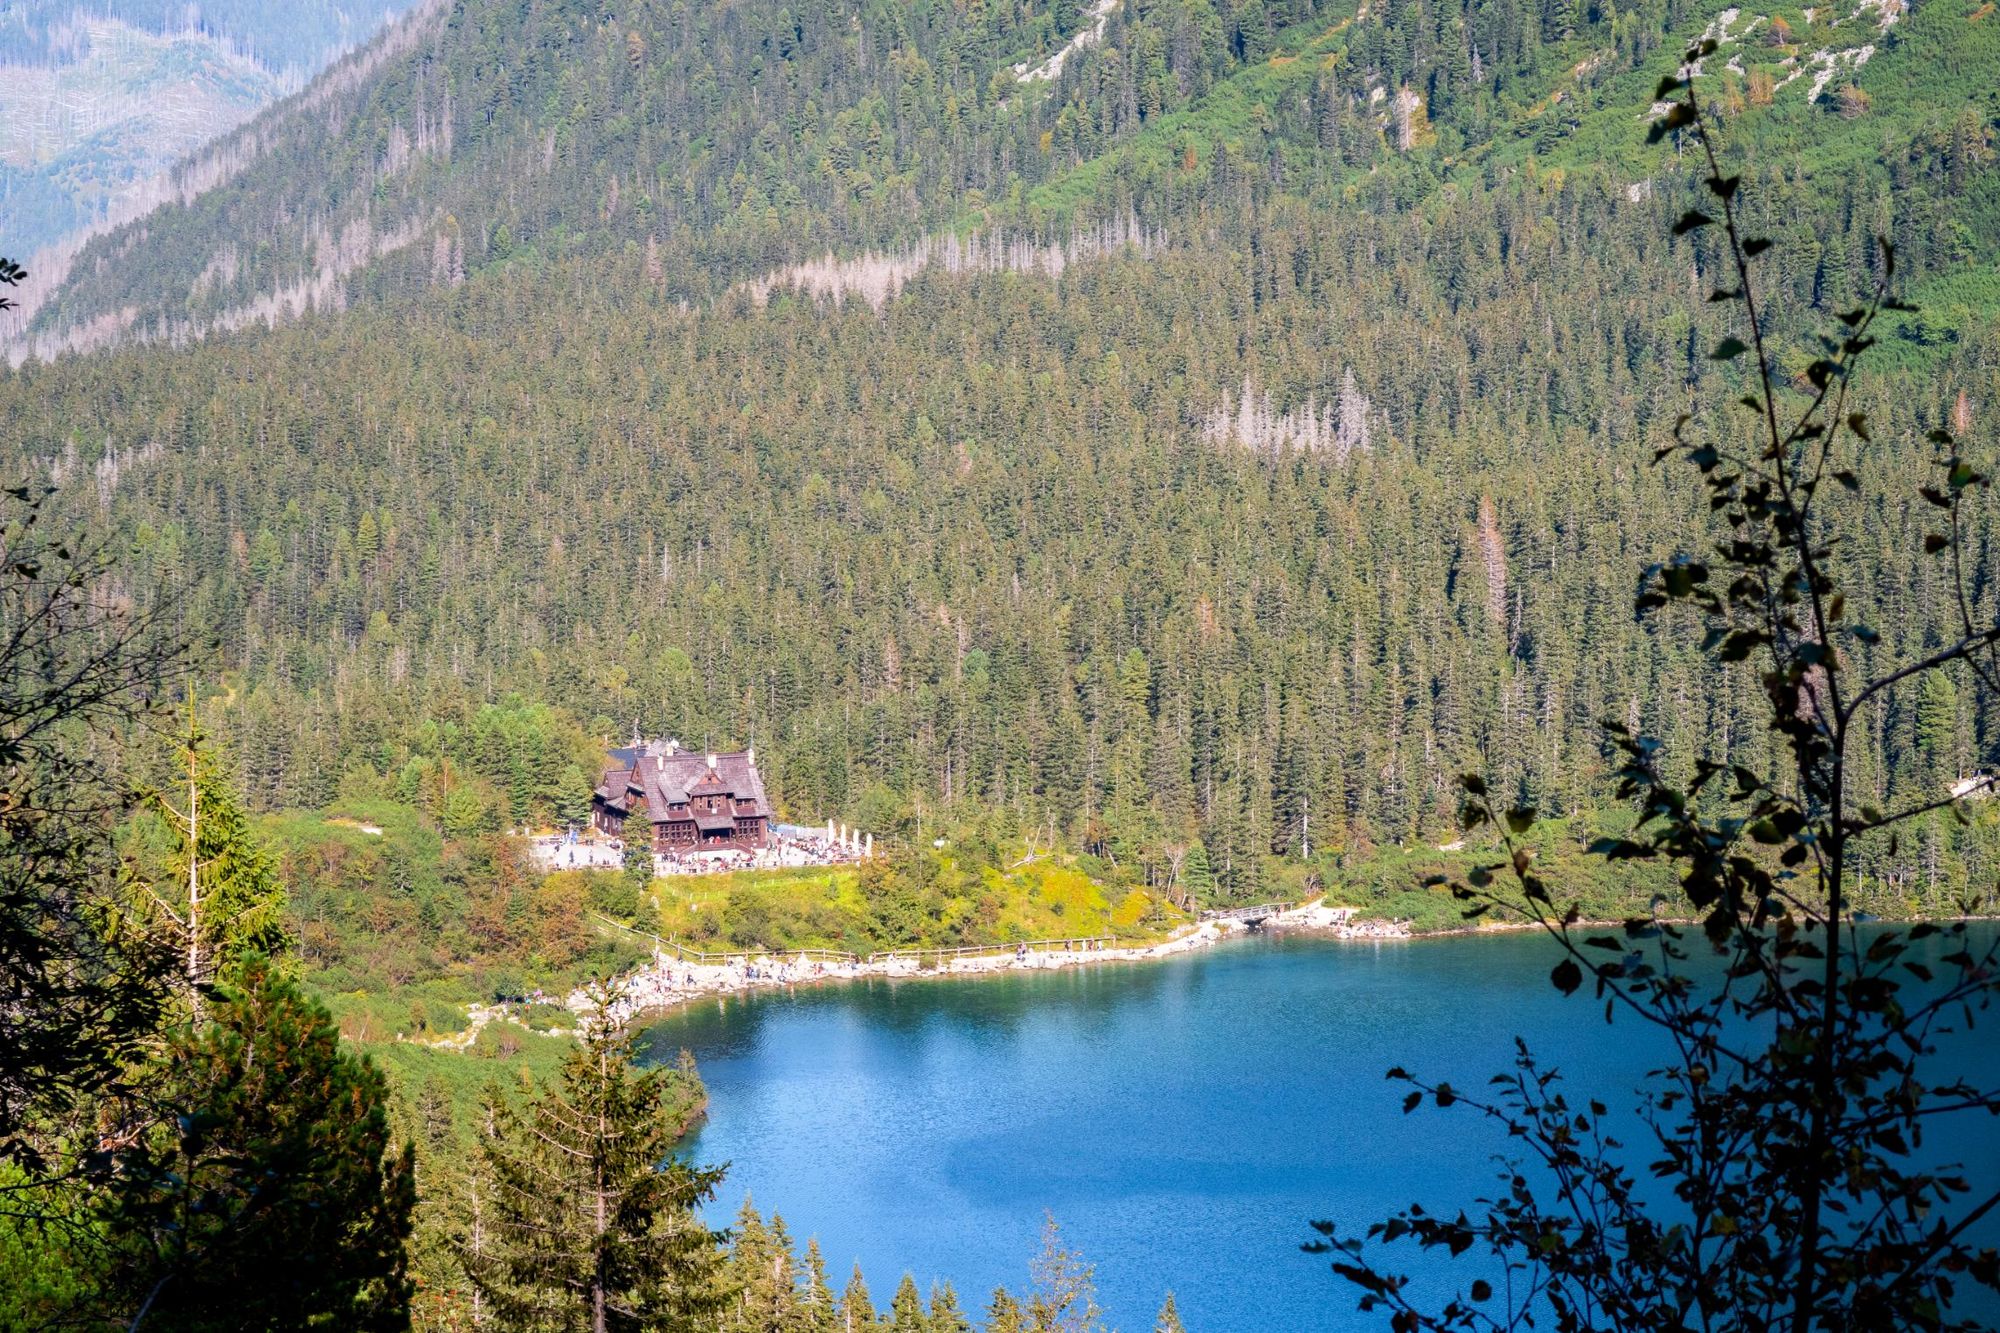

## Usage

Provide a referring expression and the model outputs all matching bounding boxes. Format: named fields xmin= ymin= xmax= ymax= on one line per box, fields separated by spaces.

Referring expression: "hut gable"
xmin=590 ymin=738 xmax=771 ymax=851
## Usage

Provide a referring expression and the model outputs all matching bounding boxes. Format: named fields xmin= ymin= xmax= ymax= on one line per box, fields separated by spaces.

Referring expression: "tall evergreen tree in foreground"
xmin=134 ymin=715 xmax=294 ymax=992
xmin=1313 ymin=53 xmax=2000 ymax=1333
xmin=98 ymin=951 xmax=416 ymax=1329
xmin=465 ymin=995 xmax=724 ymax=1332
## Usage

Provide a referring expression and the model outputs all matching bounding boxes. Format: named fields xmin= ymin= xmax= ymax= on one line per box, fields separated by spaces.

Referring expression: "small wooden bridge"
xmin=1199 ymin=902 xmax=1292 ymax=927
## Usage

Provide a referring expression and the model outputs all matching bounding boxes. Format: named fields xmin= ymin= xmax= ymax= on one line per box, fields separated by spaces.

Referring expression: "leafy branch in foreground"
xmin=0 ymin=483 xmax=181 ymax=1183
xmin=1309 ymin=52 xmax=2000 ymax=1333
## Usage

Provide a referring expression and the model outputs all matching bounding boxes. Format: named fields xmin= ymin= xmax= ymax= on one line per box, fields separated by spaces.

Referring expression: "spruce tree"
xmin=1153 ymin=1292 xmax=1187 ymax=1332
xmin=465 ymin=999 xmax=724 ymax=1332
xmin=624 ymin=807 xmax=656 ymax=893
xmin=800 ymin=1239 xmax=837 ymax=1330
xmin=1915 ymin=671 xmax=1962 ymax=777
xmin=887 ymin=1275 xmax=926 ymax=1331
xmin=139 ymin=716 xmax=293 ymax=992
xmin=97 ymin=952 xmax=416 ymax=1330
xmin=984 ymin=1289 xmax=1026 ymax=1333
xmin=927 ymin=1283 xmax=972 ymax=1333
xmin=1180 ymin=842 xmax=1216 ymax=903
xmin=401 ymin=1085 xmax=478 ymax=1333
xmin=721 ymin=1200 xmax=802 ymax=1329
xmin=838 ymin=1265 xmax=878 ymax=1333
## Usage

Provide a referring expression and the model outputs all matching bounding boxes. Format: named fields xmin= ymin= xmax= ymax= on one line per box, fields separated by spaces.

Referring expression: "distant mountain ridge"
xmin=5 ymin=0 xmax=1993 ymax=362
xmin=0 ymin=1 xmax=414 ymax=70
xmin=0 ymin=2 xmax=412 ymax=278
xmin=0 ymin=14 xmax=280 ymax=255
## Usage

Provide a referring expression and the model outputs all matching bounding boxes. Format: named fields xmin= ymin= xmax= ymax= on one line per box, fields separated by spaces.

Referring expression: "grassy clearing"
xmin=365 ymin=1021 xmax=576 ymax=1111
xmin=643 ymin=855 xmax=1188 ymax=955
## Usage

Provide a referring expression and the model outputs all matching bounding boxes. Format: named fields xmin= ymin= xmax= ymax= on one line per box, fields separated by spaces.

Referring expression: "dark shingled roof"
xmin=597 ymin=745 xmax=770 ymax=822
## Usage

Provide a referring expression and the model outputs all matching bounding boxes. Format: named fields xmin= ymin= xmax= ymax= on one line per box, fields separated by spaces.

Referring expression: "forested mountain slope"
xmin=14 ymin=0 xmax=1997 ymax=355
xmin=5 ymin=190 xmax=1996 ymax=899
xmin=0 ymin=0 xmax=1996 ymax=905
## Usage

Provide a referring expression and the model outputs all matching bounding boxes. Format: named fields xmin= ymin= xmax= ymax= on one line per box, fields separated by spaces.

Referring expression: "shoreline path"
xmin=572 ymin=900 xmax=1413 ymax=1028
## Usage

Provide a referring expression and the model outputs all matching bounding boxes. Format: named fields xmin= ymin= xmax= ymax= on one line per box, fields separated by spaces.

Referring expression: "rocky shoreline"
xmin=573 ymin=899 xmax=1415 ymax=1028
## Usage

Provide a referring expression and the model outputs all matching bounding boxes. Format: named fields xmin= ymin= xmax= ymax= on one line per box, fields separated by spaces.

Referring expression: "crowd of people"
xmin=762 ymin=831 xmax=863 ymax=868
xmin=646 ymin=845 xmax=745 ymax=877
xmin=583 ymin=930 xmax=1222 ymax=1026
xmin=530 ymin=834 xmax=622 ymax=870
xmin=528 ymin=829 xmax=866 ymax=877
xmin=647 ymin=831 xmax=867 ymax=876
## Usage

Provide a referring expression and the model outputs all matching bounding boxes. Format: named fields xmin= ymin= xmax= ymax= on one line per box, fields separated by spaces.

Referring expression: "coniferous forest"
xmin=9 ymin=1 xmax=2000 ymax=899
xmin=1 ymin=0 xmax=1999 ymax=1322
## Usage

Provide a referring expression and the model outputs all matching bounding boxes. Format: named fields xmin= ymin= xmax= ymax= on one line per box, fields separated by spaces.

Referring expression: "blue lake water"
xmin=635 ymin=930 xmax=1999 ymax=1331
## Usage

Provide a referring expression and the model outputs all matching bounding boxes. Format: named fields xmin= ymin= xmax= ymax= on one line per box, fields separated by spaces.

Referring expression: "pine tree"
xmin=465 ymin=999 xmax=724 ymax=1332
xmin=97 ymin=952 xmax=416 ymax=1330
xmin=1153 ymin=1292 xmax=1187 ymax=1332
